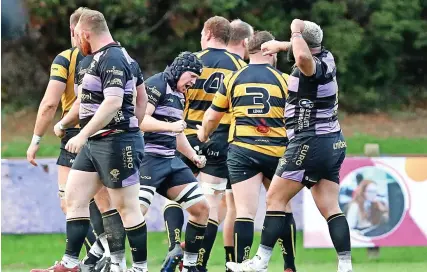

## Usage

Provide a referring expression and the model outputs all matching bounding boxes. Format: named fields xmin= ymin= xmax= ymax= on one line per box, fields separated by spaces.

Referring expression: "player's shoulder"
xmin=52 ymin=47 xmax=74 ymax=67
xmin=145 ymin=72 xmax=167 ymax=93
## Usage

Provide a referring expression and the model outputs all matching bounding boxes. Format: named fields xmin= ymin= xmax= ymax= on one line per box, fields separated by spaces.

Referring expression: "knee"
xmin=66 ymin=196 xmax=89 ymax=212
xmin=189 ymin=199 xmax=210 ymax=222
xmin=319 ymin=204 xmax=342 ymax=220
xmin=235 ymin=204 xmax=257 ymax=220
xmin=266 ymin=190 xmax=287 ymax=210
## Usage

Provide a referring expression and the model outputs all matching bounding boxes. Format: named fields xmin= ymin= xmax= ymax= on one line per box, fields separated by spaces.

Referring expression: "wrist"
xmin=31 ymin=134 xmax=42 ymax=145
xmin=56 ymin=121 xmax=66 ymax=130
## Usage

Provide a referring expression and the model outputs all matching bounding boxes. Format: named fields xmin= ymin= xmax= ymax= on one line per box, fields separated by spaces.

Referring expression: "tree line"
xmin=2 ymin=0 xmax=427 ymax=112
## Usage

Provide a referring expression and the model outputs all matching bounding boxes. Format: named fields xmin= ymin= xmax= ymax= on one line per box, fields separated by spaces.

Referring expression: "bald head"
xmin=229 ymin=19 xmax=253 ymax=45
xmin=77 ymin=9 xmax=109 ymax=35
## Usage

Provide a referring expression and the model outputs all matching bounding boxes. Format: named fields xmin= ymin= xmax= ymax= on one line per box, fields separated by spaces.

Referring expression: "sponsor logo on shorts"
xmin=305 ymin=176 xmax=317 ymax=183
xmin=69 ymin=159 xmax=75 ymax=164
xmin=167 ymin=98 xmax=174 ymax=103
xmin=130 ymin=247 xmax=137 ymax=251
xmin=296 ymin=145 xmax=309 ymax=166
xmin=140 ymin=176 xmax=151 ymax=179
xmin=207 ymin=148 xmax=219 ymax=157
xmin=333 ymin=140 xmax=347 ymax=149
xmin=278 ymin=157 xmax=287 ymax=167
xmin=122 ymin=146 xmax=134 ymax=169
xmin=110 ymin=169 xmax=120 ymax=181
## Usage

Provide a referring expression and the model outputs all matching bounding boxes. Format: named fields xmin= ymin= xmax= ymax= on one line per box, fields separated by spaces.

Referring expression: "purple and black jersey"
xmin=285 ymin=49 xmax=341 ymax=139
xmin=75 ymin=43 xmax=144 ymax=133
xmin=144 ymin=72 xmax=185 ymax=157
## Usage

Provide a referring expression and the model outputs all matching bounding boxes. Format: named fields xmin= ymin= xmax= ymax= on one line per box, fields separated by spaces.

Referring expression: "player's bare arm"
xmin=197 ymin=105 xmax=225 ymax=143
xmin=290 ymin=19 xmax=316 ymax=76
xmin=135 ymin=82 xmax=148 ymax=126
xmin=27 ymin=79 xmax=66 ymax=166
xmin=140 ymin=103 xmax=186 ymax=133
xmin=176 ymin=132 xmax=206 ymax=168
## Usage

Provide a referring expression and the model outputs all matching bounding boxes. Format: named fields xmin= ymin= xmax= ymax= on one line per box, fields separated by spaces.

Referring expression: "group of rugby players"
xmin=26 ymin=6 xmax=353 ymax=272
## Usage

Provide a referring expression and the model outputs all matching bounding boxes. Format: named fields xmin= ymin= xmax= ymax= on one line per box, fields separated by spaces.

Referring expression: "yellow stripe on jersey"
xmin=50 ymin=64 xmax=68 ymax=81
xmin=184 ymin=49 xmax=246 ymax=135
xmin=212 ymin=64 xmax=289 ymax=157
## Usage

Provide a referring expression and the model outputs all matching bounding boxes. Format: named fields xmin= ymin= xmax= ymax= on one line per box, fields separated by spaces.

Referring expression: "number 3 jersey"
xmin=211 ymin=63 xmax=289 ymax=157
xmin=183 ymin=48 xmax=246 ymax=136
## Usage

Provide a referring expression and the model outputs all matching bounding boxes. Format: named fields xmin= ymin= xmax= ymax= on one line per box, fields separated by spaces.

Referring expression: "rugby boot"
xmin=94 ymin=255 xmax=111 ymax=272
xmin=160 ymin=244 xmax=184 ymax=272
xmin=196 ymin=266 xmax=208 ymax=272
xmin=181 ymin=266 xmax=199 ymax=272
xmin=226 ymin=256 xmax=268 ymax=272
xmin=79 ymin=263 xmax=95 ymax=272
xmin=30 ymin=261 xmax=79 ymax=272
xmin=126 ymin=267 xmax=148 ymax=272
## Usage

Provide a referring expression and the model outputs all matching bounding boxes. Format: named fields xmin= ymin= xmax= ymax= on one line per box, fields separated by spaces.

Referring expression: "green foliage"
xmin=2 ymin=0 xmax=427 ymax=112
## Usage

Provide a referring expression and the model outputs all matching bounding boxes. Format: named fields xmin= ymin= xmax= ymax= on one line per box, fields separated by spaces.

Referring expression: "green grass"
xmin=3 ymin=134 xmax=427 ymax=158
xmin=2 ymin=232 xmax=427 ymax=272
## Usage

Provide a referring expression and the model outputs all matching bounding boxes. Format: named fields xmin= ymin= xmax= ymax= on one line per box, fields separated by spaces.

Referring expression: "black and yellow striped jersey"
xmin=211 ymin=63 xmax=289 ymax=157
xmin=184 ymin=48 xmax=246 ymax=135
xmin=49 ymin=47 xmax=84 ymax=117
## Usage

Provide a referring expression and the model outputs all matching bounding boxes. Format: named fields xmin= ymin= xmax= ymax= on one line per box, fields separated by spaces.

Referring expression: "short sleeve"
xmin=99 ymin=57 xmax=126 ymax=97
xmin=313 ymin=56 xmax=336 ymax=80
xmin=50 ymin=50 xmax=70 ymax=83
xmin=211 ymin=73 xmax=231 ymax=112
xmin=145 ymin=79 xmax=165 ymax=108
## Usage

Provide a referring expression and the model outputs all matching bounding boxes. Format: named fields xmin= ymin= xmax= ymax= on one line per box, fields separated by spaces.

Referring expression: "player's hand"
xmin=291 ymin=19 xmax=305 ymax=33
xmin=192 ymin=154 xmax=207 ymax=168
xmin=196 ymin=125 xmax=209 ymax=143
xmin=26 ymin=143 xmax=40 ymax=166
xmin=261 ymin=40 xmax=291 ymax=56
xmin=65 ymin=133 xmax=87 ymax=154
xmin=54 ymin=121 xmax=66 ymax=138
xmin=170 ymin=120 xmax=187 ymax=133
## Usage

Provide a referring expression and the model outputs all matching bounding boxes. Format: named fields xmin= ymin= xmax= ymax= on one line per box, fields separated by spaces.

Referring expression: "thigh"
xmin=139 ymin=155 xmax=171 ymax=207
xmin=90 ymin=132 xmax=144 ymax=189
xmin=266 ymin=174 xmax=304 ymax=209
xmin=274 ymin=136 xmax=322 ymax=188
xmin=311 ymin=178 xmax=342 ymax=218
xmin=65 ymin=169 xmax=103 ymax=209
xmin=72 ymin=144 xmax=96 ymax=172
xmin=321 ymin=132 xmax=347 ymax=183
xmin=202 ymin=132 xmax=229 ymax=179
xmin=231 ymin=173 xmax=264 ymax=218
xmin=227 ymin=148 xmax=259 ymax=185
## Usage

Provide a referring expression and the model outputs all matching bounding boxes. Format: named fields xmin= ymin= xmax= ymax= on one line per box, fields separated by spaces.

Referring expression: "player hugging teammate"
xmin=28 ymin=7 xmax=352 ymax=272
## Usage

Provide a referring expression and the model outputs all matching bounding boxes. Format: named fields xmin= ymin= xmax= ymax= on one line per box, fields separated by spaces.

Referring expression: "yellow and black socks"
xmin=164 ymin=204 xmax=184 ymax=251
xmin=83 ymin=224 xmax=97 ymax=253
xmin=126 ymin=221 xmax=148 ymax=270
xmin=224 ymin=246 xmax=235 ymax=263
xmin=327 ymin=213 xmax=351 ymax=257
xmin=184 ymin=221 xmax=207 ymax=267
xmin=197 ymin=219 xmax=218 ymax=269
xmin=234 ymin=218 xmax=254 ymax=262
xmin=279 ymin=213 xmax=296 ymax=271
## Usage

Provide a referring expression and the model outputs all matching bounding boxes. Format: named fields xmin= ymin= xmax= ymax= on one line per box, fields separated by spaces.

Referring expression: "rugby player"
xmin=31 ymin=10 xmax=149 ymax=272
xmin=226 ymin=19 xmax=352 ymax=272
xmin=26 ymin=6 xmax=111 ymax=270
xmin=139 ymin=52 xmax=209 ymax=272
xmin=161 ymin=16 xmax=248 ymax=272
xmin=221 ymin=18 xmax=253 ymax=267
xmin=197 ymin=31 xmax=296 ymax=271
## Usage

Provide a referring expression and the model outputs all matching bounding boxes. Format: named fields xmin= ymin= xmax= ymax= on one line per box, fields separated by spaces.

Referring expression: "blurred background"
xmin=2 ymin=0 xmax=427 ymax=271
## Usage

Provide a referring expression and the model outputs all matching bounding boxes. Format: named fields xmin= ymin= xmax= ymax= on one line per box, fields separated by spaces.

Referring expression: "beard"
xmin=78 ymin=37 xmax=92 ymax=56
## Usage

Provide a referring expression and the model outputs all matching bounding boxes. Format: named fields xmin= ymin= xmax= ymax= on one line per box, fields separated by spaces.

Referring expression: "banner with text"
xmin=303 ymin=157 xmax=427 ymax=248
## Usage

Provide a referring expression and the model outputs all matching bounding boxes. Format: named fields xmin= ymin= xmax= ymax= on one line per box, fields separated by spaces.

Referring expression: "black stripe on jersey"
xmin=186 ymin=119 xmax=229 ymax=132
xmin=285 ymin=114 xmax=338 ymax=128
xmin=234 ymin=135 xmax=289 ymax=147
xmin=232 ymin=96 xmax=286 ymax=108
xmin=188 ymin=100 xmax=212 ymax=111
xmin=235 ymin=116 xmax=285 ymax=128
xmin=144 ymin=133 xmax=177 ymax=149
xmin=152 ymin=113 xmax=181 ymax=123
xmin=211 ymin=104 xmax=227 ymax=112
xmin=50 ymin=75 xmax=67 ymax=83
xmin=287 ymin=93 xmax=337 ymax=109
xmin=54 ymin=55 xmax=70 ymax=68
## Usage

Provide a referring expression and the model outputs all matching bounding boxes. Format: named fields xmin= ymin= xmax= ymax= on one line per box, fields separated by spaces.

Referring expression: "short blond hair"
xmin=229 ymin=19 xmax=253 ymax=45
xmin=78 ymin=9 xmax=109 ymax=35
xmin=204 ymin=16 xmax=231 ymax=45
xmin=70 ymin=7 xmax=88 ymax=27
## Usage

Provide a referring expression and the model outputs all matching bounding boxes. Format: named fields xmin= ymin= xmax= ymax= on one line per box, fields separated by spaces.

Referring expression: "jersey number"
xmin=203 ymin=72 xmax=225 ymax=94
xmin=245 ymin=87 xmax=271 ymax=115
